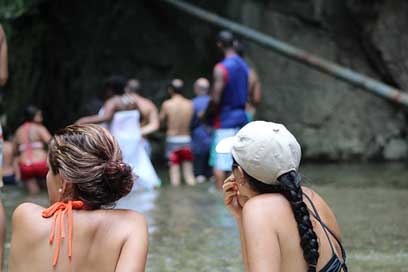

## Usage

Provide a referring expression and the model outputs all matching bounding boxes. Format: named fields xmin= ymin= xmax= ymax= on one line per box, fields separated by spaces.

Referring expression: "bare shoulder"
xmin=13 ymin=202 xmax=44 ymax=222
xmin=104 ymin=209 xmax=147 ymax=230
xmin=12 ymin=203 xmax=46 ymax=239
xmin=243 ymin=194 xmax=291 ymax=223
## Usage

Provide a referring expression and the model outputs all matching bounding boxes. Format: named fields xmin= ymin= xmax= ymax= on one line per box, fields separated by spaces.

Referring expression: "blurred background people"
xmin=206 ymin=30 xmax=249 ymax=190
xmin=0 ymin=23 xmax=8 ymax=272
xmin=191 ymin=78 xmax=212 ymax=183
xmin=77 ymin=75 xmax=161 ymax=191
xmin=2 ymin=132 xmax=18 ymax=186
xmin=14 ymin=105 xmax=51 ymax=194
xmin=160 ymin=79 xmax=195 ymax=186
xmin=125 ymin=78 xmax=160 ymax=157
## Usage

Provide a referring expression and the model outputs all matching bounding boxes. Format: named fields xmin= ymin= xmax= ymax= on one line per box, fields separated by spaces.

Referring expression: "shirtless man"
xmin=0 ymin=24 xmax=8 ymax=271
xmin=160 ymin=79 xmax=195 ymax=186
xmin=125 ymin=79 xmax=160 ymax=156
xmin=235 ymin=40 xmax=262 ymax=121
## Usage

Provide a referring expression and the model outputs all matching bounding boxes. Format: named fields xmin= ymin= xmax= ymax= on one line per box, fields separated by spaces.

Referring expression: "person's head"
xmin=24 ymin=105 xmax=43 ymax=123
xmin=47 ymin=124 xmax=134 ymax=209
xmin=216 ymin=121 xmax=319 ymax=272
xmin=194 ymin=77 xmax=210 ymax=96
xmin=234 ymin=40 xmax=246 ymax=58
xmin=103 ymin=75 xmax=127 ymax=99
xmin=167 ymin=79 xmax=184 ymax=96
xmin=125 ymin=79 xmax=141 ymax=94
xmin=216 ymin=30 xmax=235 ymax=52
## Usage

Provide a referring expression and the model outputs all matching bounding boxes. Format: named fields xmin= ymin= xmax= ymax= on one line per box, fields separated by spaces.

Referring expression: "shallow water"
xmin=2 ymin=163 xmax=408 ymax=271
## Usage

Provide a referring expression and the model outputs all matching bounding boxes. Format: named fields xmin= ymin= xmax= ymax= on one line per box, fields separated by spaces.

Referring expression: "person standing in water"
xmin=77 ymin=75 xmax=161 ymax=191
xmin=205 ymin=30 xmax=249 ymax=190
xmin=191 ymin=78 xmax=212 ymax=183
xmin=160 ymin=79 xmax=195 ymax=186
xmin=125 ymin=79 xmax=160 ymax=157
xmin=14 ymin=106 xmax=51 ymax=194
xmin=219 ymin=121 xmax=347 ymax=272
xmin=234 ymin=40 xmax=262 ymax=122
xmin=0 ymin=23 xmax=8 ymax=272
xmin=9 ymin=124 xmax=148 ymax=271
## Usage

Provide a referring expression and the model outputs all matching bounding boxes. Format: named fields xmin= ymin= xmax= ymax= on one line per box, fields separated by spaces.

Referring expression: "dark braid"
xmin=279 ymin=171 xmax=319 ymax=272
xmin=246 ymin=170 xmax=319 ymax=272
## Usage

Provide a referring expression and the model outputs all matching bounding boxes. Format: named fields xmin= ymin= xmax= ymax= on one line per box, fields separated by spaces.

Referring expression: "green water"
xmin=2 ymin=163 xmax=408 ymax=271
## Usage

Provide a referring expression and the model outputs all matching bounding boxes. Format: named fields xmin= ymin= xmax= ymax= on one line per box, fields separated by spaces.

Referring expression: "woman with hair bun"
xmin=9 ymin=124 xmax=148 ymax=272
xmin=218 ymin=121 xmax=347 ymax=272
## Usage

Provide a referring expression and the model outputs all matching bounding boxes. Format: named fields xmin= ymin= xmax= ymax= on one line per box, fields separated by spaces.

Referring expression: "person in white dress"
xmin=76 ymin=75 xmax=161 ymax=192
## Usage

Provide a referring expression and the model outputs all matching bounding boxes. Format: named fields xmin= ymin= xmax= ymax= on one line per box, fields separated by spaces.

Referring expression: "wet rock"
xmin=383 ymin=138 xmax=408 ymax=160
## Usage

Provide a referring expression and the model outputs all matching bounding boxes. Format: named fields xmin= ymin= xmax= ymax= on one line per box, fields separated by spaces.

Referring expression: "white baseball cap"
xmin=216 ymin=121 xmax=301 ymax=185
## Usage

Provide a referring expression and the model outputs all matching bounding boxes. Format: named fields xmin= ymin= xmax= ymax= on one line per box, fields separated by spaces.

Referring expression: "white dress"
xmin=101 ymin=109 xmax=161 ymax=191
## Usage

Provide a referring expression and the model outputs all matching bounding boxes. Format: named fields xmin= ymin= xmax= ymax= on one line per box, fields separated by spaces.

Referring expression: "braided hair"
xmin=245 ymin=169 xmax=319 ymax=272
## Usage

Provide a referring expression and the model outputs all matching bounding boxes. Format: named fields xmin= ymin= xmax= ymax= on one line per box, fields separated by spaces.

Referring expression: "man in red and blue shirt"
xmin=207 ymin=30 xmax=249 ymax=189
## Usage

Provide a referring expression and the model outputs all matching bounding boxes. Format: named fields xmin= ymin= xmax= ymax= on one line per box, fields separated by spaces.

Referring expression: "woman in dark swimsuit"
xmin=219 ymin=121 xmax=347 ymax=272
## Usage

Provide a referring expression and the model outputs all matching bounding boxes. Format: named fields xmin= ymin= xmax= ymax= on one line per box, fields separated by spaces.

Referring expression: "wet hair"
xmin=233 ymin=158 xmax=319 ymax=272
xmin=104 ymin=75 xmax=127 ymax=95
xmin=24 ymin=105 xmax=41 ymax=122
xmin=168 ymin=79 xmax=184 ymax=94
xmin=217 ymin=30 xmax=235 ymax=49
xmin=48 ymin=124 xmax=134 ymax=209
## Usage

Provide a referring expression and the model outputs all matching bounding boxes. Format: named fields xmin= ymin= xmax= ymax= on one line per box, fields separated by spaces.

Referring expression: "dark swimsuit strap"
xmin=303 ymin=193 xmax=347 ymax=265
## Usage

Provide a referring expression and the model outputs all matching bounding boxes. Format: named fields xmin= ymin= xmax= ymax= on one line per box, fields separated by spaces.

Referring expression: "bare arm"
xmin=211 ymin=65 xmax=225 ymax=105
xmin=0 ymin=25 xmax=8 ymax=86
xmin=39 ymin=126 xmax=52 ymax=144
xmin=140 ymin=103 xmax=160 ymax=137
xmin=159 ymin=102 xmax=167 ymax=127
xmin=202 ymin=65 xmax=225 ymax=121
xmin=0 ymin=199 xmax=5 ymax=272
xmin=115 ymin=214 xmax=148 ymax=272
xmin=249 ymin=70 xmax=261 ymax=106
xmin=242 ymin=199 xmax=281 ymax=272
xmin=76 ymin=100 xmax=116 ymax=124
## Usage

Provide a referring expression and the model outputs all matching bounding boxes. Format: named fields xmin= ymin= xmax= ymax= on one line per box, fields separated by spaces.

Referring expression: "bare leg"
xmin=0 ymin=198 xmax=5 ymax=271
xmin=214 ymin=169 xmax=226 ymax=191
xmin=182 ymin=161 xmax=196 ymax=186
xmin=169 ymin=164 xmax=181 ymax=187
xmin=25 ymin=178 xmax=40 ymax=194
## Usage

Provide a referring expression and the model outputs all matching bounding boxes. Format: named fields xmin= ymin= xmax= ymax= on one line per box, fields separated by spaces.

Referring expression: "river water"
xmin=2 ymin=163 xmax=408 ymax=271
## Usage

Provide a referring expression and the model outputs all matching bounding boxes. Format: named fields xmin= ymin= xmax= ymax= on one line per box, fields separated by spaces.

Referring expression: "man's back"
xmin=216 ymin=55 xmax=249 ymax=129
xmin=162 ymin=95 xmax=193 ymax=136
xmin=10 ymin=203 xmax=148 ymax=272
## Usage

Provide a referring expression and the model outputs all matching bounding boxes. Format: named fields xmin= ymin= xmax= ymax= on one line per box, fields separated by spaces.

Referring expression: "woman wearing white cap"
xmin=217 ymin=121 xmax=347 ymax=272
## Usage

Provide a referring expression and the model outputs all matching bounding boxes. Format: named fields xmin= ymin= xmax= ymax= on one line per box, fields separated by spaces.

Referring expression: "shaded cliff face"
xmin=229 ymin=0 xmax=407 ymax=160
xmin=3 ymin=0 xmax=408 ymax=160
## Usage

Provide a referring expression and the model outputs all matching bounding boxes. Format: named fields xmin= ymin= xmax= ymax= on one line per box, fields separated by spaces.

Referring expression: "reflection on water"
xmin=2 ymin=163 xmax=408 ymax=272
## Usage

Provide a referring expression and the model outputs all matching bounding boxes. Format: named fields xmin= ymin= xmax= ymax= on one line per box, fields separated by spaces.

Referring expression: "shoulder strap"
xmin=303 ymin=193 xmax=340 ymax=255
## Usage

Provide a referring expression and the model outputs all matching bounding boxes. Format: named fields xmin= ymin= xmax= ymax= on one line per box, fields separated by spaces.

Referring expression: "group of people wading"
xmin=0 ymin=26 xmax=348 ymax=272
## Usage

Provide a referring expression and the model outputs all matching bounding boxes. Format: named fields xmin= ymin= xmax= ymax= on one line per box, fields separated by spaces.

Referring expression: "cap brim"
xmin=215 ymin=136 xmax=238 ymax=154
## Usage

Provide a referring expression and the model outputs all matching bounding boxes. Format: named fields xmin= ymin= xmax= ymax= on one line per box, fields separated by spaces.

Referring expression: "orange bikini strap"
xmin=42 ymin=200 xmax=85 ymax=266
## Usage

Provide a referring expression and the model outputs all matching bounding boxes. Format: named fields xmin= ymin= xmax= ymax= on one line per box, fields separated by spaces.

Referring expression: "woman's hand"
xmin=223 ymin=175 xmax=243 ymax=220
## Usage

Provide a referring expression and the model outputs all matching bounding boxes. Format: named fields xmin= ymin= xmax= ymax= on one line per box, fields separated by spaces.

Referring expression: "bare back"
xmin=243 ymin=187 xmax=344 ymax=272
xmin=160 ymin=95 xmax=193 ymax=137
xmin=9 ymin=203 xmax=148 ymax=272
xmin=14 ymin=123 xmax=51 ymax=164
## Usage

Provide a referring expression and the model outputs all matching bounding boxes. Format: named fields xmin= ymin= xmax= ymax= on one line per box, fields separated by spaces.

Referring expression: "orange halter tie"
xmin=42 ymin=200 xmax=85 ymax=266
